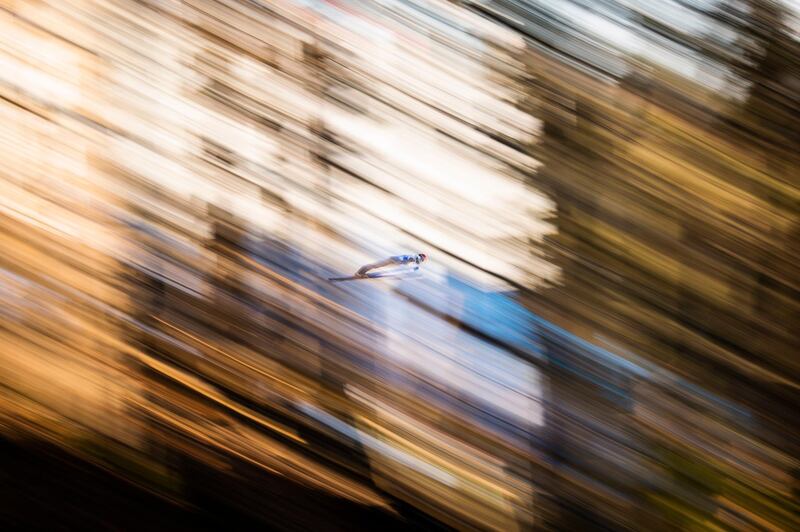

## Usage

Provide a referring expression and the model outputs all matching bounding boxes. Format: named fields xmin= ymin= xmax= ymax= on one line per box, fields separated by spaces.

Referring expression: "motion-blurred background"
xmin=0 ymin=0 xmax=798 ymax=530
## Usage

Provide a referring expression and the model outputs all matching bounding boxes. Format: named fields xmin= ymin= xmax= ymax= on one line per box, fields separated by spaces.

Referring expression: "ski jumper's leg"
xmin=356 ymin=257 xmax=400 ymax=276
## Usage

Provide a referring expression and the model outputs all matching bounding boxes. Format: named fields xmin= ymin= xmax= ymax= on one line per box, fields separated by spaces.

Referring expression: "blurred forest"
xmin=0 ymin=0 xmax=798 ymax=530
